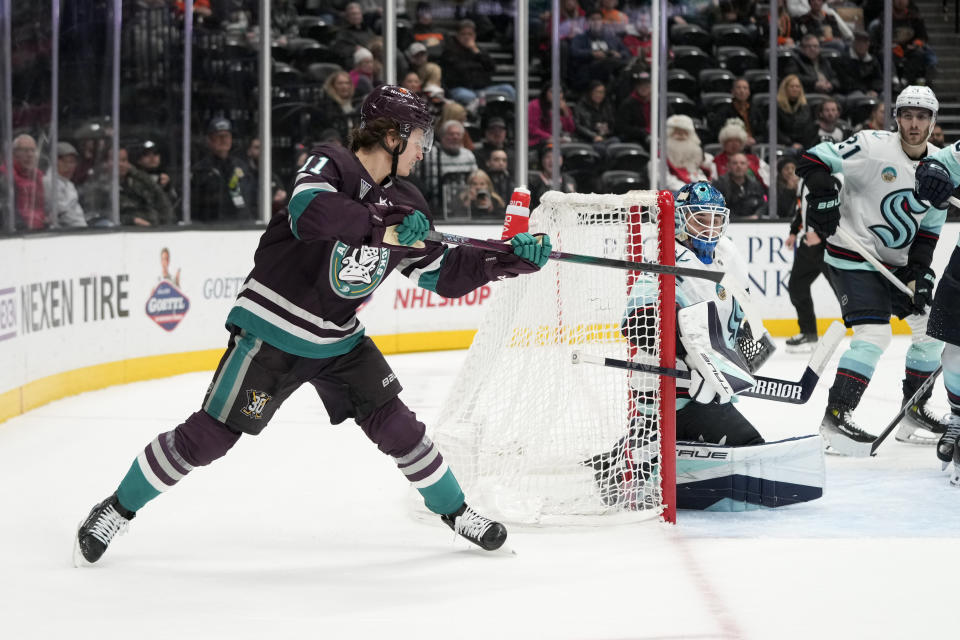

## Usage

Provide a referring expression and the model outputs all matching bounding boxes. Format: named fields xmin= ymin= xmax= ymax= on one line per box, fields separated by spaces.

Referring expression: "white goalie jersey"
xmin=807 ymin=130 xmax=947 ymax=269
xmin=624 ymin=236 xmax=750 ymax=406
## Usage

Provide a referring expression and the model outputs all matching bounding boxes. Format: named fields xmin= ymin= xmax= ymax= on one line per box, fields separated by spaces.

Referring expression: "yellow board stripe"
xmin=0 ymin=320 xmax=916 ymax=425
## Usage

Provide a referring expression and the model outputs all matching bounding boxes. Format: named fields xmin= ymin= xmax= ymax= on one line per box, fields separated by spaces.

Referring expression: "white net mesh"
xmin=430 ymin=191 xmax=671 ymax=525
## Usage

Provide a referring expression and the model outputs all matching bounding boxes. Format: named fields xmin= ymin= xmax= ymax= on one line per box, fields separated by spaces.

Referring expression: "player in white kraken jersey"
xmin=797 ymin=85 xmax=948 ymax=456
xmin=583 ymin=182 xmax=825 ymax=510
xmin=909 ymin=142 xmax=960 ymax=484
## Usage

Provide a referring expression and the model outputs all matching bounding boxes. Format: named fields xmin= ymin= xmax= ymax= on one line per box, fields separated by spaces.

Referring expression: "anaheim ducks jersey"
xmin=225 ymin=143 xmax=494 ymax=359
xmin=623 ymin=236 xmax=749 ymax=407
xmin=807 ymin=130 xmax=946 ymax=270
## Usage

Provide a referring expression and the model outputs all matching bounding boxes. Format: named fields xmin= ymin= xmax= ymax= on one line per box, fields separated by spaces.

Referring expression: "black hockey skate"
xmin=820 ymin=407 xmax=876 ymax=457
xmin=896 ymin=400 xmax=948 ymax=445
xmin=73 ymin=494 xmax=136 ymax=566
xmin=785 ymin=333 xmax=818 ymax=353
xmin=441 ymin=503 xmax=507 ymax=551
xmin=937 ymin=414 xmax=960 ymax=465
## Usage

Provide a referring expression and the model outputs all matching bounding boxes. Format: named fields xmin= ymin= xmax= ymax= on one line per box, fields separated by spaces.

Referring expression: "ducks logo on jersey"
xmin=329 ymin=241 xmax=391 ymax=298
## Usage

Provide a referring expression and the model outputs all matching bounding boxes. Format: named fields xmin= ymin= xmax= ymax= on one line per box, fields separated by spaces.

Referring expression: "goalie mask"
xmin=675 ymin=182 xmax=729 ymax=264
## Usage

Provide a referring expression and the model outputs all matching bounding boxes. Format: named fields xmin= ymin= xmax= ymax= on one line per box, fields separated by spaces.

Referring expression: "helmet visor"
xmin=410 ymin=126 xmax=433 ymax=154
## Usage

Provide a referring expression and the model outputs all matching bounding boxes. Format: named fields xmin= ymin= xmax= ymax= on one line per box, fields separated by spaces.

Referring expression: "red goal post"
xmin=431 ymin=190 xmax=677 ymax=525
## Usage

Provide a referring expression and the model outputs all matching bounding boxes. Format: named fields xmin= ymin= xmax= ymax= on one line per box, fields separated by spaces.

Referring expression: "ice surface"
xmin=0 ymin=337 xmax=957 ymax=639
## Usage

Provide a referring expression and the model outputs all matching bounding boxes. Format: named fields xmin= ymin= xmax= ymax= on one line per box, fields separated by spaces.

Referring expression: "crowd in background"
xmin=0 ymin=0 xmax=948 ymax=231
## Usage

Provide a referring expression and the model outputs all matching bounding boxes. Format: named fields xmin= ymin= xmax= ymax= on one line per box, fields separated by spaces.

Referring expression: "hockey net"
xmin=430 ymin=191 xmax=677 ymax=525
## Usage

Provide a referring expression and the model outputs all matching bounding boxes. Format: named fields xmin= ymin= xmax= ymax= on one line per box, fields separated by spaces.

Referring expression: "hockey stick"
xmin=833 ymin=227 xmax=914 ymax=297
xmin=869 ymin=365 xmax=943 ymax=455
xmin=426 ymin=229 xmax=768 ymax=334
xmin=571 ymin=321 xmax=845 ymax=404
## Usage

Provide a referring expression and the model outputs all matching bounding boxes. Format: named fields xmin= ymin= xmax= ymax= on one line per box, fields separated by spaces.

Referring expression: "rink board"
xmin=1 ymin=221 xmax=957 ymax=422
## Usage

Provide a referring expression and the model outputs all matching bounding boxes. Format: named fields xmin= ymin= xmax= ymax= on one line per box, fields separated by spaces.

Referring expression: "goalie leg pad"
xmin=676 ymin=435 xmax=825 ymax=511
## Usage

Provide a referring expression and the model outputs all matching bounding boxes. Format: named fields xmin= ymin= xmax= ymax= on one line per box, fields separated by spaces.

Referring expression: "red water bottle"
xmin=501 ymin=186 xmax=531 ymax=240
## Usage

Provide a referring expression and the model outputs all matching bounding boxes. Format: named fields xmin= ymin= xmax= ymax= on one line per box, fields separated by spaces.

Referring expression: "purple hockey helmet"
xmin=359 ymin=85 xmax=434 ymax=152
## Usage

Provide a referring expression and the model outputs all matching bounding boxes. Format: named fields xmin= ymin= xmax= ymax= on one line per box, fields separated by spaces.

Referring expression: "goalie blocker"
xmin=676 ymin=435 xmax=825 ymax=511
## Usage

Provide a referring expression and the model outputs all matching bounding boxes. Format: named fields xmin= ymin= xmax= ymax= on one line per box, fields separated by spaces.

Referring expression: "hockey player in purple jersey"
xmin=74 ymin=85 xmax=552 ymax=564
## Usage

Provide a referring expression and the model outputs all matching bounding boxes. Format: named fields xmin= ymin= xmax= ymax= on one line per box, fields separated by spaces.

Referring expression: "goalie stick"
xmin=571 ymin=321 xmax=845 ymax=404
xmin=869 ymin=365 xmax=943 ymax=455
xmin=425 ymin=229 xmax=768 ymax=334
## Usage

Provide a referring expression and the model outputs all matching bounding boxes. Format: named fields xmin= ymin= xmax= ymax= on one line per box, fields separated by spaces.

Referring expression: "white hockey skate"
xmin=820 ymin=407 xmax=876 ymax=457
xmin=895 ymin=400 xmax=948 ymax=445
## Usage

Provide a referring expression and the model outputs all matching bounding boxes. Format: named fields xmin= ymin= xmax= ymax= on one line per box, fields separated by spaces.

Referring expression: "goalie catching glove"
xmin=679 ymin=301 xmax=756 ymax=404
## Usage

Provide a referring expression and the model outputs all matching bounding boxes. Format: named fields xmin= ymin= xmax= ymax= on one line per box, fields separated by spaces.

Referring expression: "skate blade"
xmin=821 ymin=434 xmax=875 ymax=457
xmin=785 ymin=344 xmax=816 ymax=354
xmin=72 ymin=522 xmax=91 ymax=568
xmin=894 ymin=426 xmax=939 ymax=446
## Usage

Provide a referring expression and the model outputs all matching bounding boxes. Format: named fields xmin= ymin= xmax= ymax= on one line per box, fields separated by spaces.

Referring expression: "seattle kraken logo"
xmin=872 ymin=189 xmax=923 ymax=250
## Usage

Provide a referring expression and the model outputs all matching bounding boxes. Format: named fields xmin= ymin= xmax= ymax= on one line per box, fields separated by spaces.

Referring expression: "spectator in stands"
xmin=442 ymin=20 xmax=516 ymax=109
xmin=190 ymin=117 xmax=255 ymax=223
xmin=711 ymin=119 xmax=769 ymax=188
xmin=573 ymin=80 xmax=619 ymax=149
xmin=456 ymin=169 xmax=506 ymax=220
xmin=557 ymin=0 xmax=586 ymax=40
xmin=814 ymin=98 xmax=849 ymax=144
xmin=82 ymin=146 xmax=173 ymax=226
xmin=43 ymin=142 xmax=86 ymax=228
xmin=664 ymin=114 xmax=713 ymax=191
xmin=854 ymin=101 xmax=887 ymax=132
xmin=776 ymin=74 xmax=817 ymax=149
xmin=349 ymin=47 xmax=376 ymax=98
xmin=319 ymin=71 xmax=359 ymax=144
xmin=401 ymin=70 xmax=423 ymax=95
xmin=930 ymin=124 xmax=945 ymax=147
xmin=437 ymin=102 xmax=474 ymax=147
xmin=775 ymin=153 xmax=800 ymax=220
xmin=528 ymin=83 xmax=576 ymax=147
xmin=709 ymin=78 xmax=762 ymax=145
xmin=134 ymin=140 xmax=178 ymax=210
xmin=567 ymin=9 xmax=629 ymax=92
xmin=712 ymin=153 xmax=767 ymax=220
xmin=411 ymin=2 xmax=446 ymax=58
xmin=870 ymin=0 xmax=936 ymax=85
xmin=792 ymin=0 xmax=848 ymax=51
xmin=777 ymin=0 xmax=795 ymax=47
xmin=406 ymin=42 xmax=442 ymax=89
xmin=484 ymin=149 xmax=513 ymax=204
xmin=615 ymin=71 xmax=651 ymax=146
xmin=332 ymin=2 xmax=376 ymax=67
xmin=786 ymin=0 xmax=854 ymax=41
xmin=246 ymin=137 xmax=288 ymax=216
xmin=473 ymin=117 xmax=511 ymax=170
xmin=528 ymin=141 xmax=577 ymax=211
xmin=426 ymin=120 xmax=478 ymax=215
xmin=1 ymin=134 xmax=45 ymax=230
xmin=785 ymin=34 xmax=839 ymax=94
xmin=599 ymin=0 xmax=629 ymax=30
xmin=837 ymin=30 xmax=882 ymax=97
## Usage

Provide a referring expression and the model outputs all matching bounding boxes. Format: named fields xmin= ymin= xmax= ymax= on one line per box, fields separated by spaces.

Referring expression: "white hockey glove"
xmin=679 ymin=301 xmax=756 ymax=404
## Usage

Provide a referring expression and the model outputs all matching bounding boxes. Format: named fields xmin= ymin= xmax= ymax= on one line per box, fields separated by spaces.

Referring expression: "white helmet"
xmin=894 ymin=85 xmax=938 ymax=138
